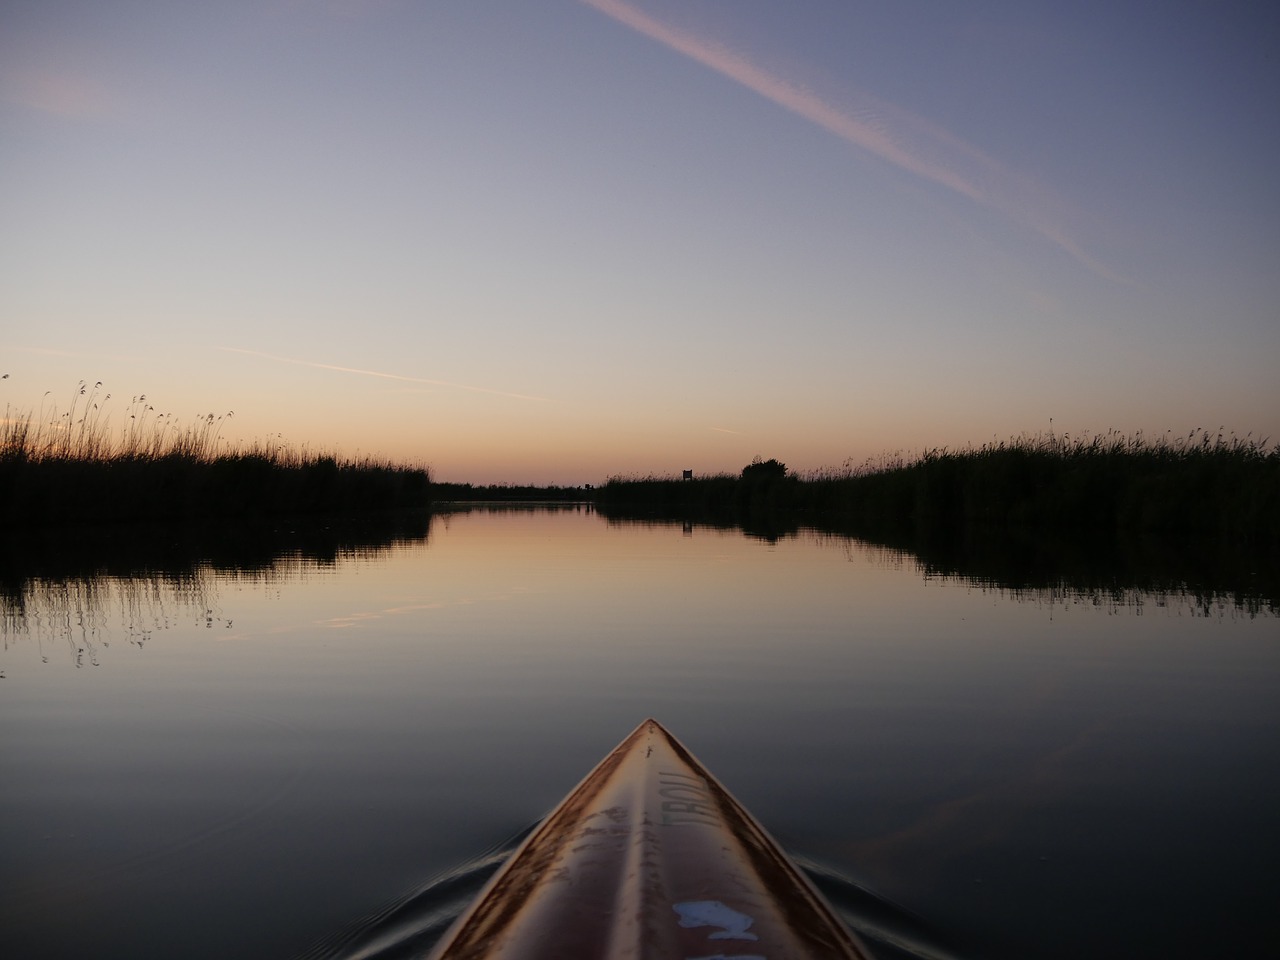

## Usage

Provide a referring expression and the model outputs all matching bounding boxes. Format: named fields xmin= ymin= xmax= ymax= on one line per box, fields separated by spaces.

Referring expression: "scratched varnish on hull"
xmin=428 ymin=718 xmax=873 ymax=960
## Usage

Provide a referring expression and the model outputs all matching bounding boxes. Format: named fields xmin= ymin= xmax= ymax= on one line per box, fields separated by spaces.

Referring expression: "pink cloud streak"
xmin=579 ymin=0 xmax=1121 ymax=281
xmin=220 ymin=348 xmax=553 ymax=402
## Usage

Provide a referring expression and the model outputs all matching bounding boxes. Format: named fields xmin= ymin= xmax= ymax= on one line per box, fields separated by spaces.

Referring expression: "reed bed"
xmin=1 ymin=383 xmax=431 ymax=524
xmin=431 ymin=482 xmax=591 ymax=502
xmin=599 ymin=431 xmax=1280 ymax=543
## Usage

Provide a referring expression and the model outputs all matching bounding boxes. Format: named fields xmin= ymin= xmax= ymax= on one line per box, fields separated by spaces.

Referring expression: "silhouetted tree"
xmin=741 ymin=457 xmax=787 ymax=482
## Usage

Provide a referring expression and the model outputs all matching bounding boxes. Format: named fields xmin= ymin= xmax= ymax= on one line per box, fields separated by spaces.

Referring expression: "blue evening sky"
xmin=3 ymin=1 xmax=1276 ymax=482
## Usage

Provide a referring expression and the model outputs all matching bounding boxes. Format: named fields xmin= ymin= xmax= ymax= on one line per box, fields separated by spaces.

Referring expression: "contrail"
xmin=220 ymin=348 xmax=553 ymax=402
xmin=579 ymin=0 xmax=1121 ymax=281
xmin=580 ymin=0 xmax=983 ymax=201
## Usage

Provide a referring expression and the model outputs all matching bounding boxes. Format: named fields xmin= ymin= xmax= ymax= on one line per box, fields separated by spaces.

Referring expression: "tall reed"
xmin=1 ymin=384 xmax=431 ymax=523
xmin=598 ymin=429 xmax=1280 ymax=543
xmin=2 ymin=382 xmax=235 ymax=463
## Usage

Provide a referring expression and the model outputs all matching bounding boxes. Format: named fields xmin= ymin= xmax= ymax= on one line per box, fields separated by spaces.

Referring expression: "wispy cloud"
xmin=579 ymin=0 xmax=1121 ymax=282
xmin=710 ymin=426 xmax=743 ymax=435
xmin=220 ymin=347 xmax=554 ymax=402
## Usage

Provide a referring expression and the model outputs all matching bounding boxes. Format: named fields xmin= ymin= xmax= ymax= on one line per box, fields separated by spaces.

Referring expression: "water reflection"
xmin=3 ymin=506 xmax=1275 ymax=667
xmin=2 ymin=506 xmax=1276 ymax=960
xmin=0 ymin=511 xmax=435 ymax=660
xmin=1 ymin=572 xmax=224 ymax=667
xmin=602 ymin=507 xmax=1279 ymax=616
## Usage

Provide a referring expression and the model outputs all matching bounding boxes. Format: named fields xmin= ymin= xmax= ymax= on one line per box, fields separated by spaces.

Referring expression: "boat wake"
xmin=291 ymin=825 xmax=535 ymax=960
xmin=793 ymin=855 xmax=967 ymax=960
xmin=294 ymin=832 xmax=964 ymax=960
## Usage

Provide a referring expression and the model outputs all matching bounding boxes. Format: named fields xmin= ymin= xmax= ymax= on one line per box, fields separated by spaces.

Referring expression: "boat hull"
xmin=428 ymin=718 xmax=873 ymax=959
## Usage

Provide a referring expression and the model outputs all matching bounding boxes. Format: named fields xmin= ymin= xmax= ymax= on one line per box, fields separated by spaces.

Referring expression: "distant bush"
xmin=741 ymin=457 xmax=787 ymax=481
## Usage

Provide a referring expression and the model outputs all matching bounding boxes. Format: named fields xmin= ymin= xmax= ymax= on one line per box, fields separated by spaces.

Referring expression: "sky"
xmin=2 ymin=0 xmax=1277 ymax=485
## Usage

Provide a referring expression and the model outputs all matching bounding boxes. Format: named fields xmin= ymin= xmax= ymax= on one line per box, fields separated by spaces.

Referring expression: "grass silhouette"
xmin=1 ymin=382 xmax=430 ymax=523
xmin=600 ymin=430 xmax=1279 ymax=543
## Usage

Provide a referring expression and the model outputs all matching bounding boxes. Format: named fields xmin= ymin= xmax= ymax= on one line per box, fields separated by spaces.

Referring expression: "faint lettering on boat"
xmin=658 ymin=770 xmax=719 ymax=826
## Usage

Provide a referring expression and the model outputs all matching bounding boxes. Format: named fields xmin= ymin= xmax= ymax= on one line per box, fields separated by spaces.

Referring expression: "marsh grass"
xmin=431 ymin=482 xmax=591 ymax=503
xmin=599 ymin=429 xmax=1280 ymax=543
xmin=814 ymin=428 xmax=1278 ymax=542
xmin=597 ymin=432 xmax=1279 ymax=611
xmin=1 ymin=383 xmax=430 ymax=523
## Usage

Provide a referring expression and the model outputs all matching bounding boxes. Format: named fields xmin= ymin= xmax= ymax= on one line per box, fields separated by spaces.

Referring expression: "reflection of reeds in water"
xmin=2 ymin=572 xmax=222 ymax=667
xmin=0 ymin=512 xmax=437 ymax=664
xmin=1 ymin=382 xmax=431 ymax=522
xmin=810 ymin=527 xmax=1277 ymax=618
xmin=4 ymin=558 xmax=354 ymax=665
xmin=915 ymin=567 xmax=1275 ymax=619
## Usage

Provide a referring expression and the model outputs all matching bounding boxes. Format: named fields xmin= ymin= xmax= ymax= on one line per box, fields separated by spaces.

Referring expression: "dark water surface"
xmin=2 ymin=506 xmax=1277 ymax=959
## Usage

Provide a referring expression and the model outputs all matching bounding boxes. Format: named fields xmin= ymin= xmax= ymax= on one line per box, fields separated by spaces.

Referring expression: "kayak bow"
xmin=429 ymin=718 xmax=873 ymax=959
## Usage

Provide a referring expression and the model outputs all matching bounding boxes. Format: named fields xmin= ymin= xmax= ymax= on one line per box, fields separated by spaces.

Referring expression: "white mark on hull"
xmin=673 ymin=900 xmax=760 ymax=940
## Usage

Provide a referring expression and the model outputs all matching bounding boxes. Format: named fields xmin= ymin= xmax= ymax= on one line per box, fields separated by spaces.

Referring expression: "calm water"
xmin=2 ymin=506 xmax=1277 ymax=959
